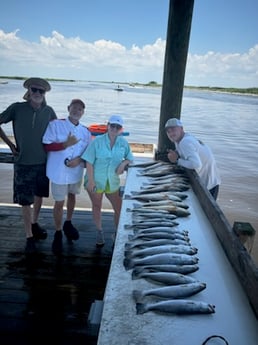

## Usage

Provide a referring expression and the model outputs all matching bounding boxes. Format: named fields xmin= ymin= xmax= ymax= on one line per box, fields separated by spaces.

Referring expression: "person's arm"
xmin=116 ymin=159 xmax=132 ymax=174
xmin=177 ymin=141 xmax=202 ymax=170
xmin=43 ymin=132 xmax=79 ymax=152
xmin=85 ymin=162 xmax=96 ymax=192
xmin=0 ymin=127 xmax=18 ymax=155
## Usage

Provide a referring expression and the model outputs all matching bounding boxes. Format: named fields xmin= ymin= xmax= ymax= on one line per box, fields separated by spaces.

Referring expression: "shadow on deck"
xmin=0 ymin=205 xmax=115 ymax=345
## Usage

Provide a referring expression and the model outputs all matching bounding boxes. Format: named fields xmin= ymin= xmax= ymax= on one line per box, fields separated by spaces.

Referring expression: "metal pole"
xmin=156 ymin=0 xmax=194 ymax=160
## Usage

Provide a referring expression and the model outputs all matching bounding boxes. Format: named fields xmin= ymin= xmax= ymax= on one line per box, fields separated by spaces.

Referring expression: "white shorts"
xmin=51 ymin=181 xmax=82 ymax=201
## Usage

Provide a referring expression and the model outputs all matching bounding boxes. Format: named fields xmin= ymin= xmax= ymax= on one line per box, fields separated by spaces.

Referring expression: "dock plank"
xmin=0 ymin=205 xmax=114 ymax=345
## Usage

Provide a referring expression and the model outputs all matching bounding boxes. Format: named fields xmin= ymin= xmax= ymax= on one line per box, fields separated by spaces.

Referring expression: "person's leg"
xmin=88 ymin=191 xmax=104 ymax=230
xmin=31 ymin=196 xmax=48 ymax=239
xmin=22 ymin=205 xmax=38 ymax=254
xmin=63 ymin=192 xmax=79 ymax=241
xmin=63 ymin=182 xmax=82 ymax=240
xmin=106 ymin=190 xmax=122 ymax=228
xmin=53 ymin=200 xmax=65 ymax=230
xmin=32 ymin=195 xmax=42 ymax=223
xmin=51 ymin=183 xmax=66 ymax=255
xmin=88 ymin=191 xmax=105 ymax=246
xmin=31 ymin=164 xmax=50 ymax=239
xmin=22 ymin=205 xmax=33 ymax=238
xmin=66 ymin=192 xmax=76 ymax=221
xmin=14 ymin=164 xmax=45 ymax=252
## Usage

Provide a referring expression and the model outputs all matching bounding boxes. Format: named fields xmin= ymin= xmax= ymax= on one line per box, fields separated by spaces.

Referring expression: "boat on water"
xmin=114 ymin=84 xmax=123 ymax=91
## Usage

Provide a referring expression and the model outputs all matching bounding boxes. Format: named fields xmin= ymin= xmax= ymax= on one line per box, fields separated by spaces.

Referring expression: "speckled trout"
xmin=132 ymin=227 xmax=188 ymax=235
xmin=132 ymin=264 xmax=199 ymax=275
xmin=125 ymin=244 xmax=197 ymax=259
xmin=125 ymin=238 xmax=190 ymax=251
xmin=136 ymin=299 xmax=215 ymax=315
xmin=123 ymin=253 xmax=198 ymax=270
xmin=125 ymin=221 xmax=179 ymax=229
xmin=133 ymin=282 xmax=206 ymax=302
xmin=132 ymin=200 xmax=189 ymax=209
xmin=127 ymin=231 xmax=189 ymax=242
xmin=132 ymin=270 xmax=197 ymax=285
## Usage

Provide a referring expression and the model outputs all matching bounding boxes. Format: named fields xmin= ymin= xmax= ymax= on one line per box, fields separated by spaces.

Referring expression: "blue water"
xmin=1 ymin=79 xmax=258 ymax=239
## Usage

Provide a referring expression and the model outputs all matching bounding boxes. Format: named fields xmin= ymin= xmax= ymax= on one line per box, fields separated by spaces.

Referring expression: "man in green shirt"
xmin=0 ymin=77 xmax=57 ymax=254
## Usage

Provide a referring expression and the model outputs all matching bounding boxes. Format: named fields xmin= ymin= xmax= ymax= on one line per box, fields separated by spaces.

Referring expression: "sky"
xmin=0 ymin=0 xmax=258 ymax=88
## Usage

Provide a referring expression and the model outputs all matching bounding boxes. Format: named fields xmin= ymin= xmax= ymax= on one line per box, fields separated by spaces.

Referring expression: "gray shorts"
xmin=13 ymin=164 xmax=49 ymax=206
xmin=51 ymin=181 xmax=82 ymax=201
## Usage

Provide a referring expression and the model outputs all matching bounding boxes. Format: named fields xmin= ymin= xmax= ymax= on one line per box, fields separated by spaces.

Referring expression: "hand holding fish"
xmin=167 ymin=149 xmax=179 ymax=163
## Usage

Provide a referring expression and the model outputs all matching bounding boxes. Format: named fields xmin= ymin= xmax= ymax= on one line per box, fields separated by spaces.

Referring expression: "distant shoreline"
xmin=0 ymin=76 xmax=258 ymax=96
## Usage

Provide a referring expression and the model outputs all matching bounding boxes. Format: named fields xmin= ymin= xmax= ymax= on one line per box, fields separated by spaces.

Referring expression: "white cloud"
xmin=0 ymin=29 xmax=257 ymax=87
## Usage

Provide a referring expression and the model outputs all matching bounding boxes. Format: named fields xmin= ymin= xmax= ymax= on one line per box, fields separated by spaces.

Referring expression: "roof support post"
xmin=156 ymin=0 xmax=194 ymax=160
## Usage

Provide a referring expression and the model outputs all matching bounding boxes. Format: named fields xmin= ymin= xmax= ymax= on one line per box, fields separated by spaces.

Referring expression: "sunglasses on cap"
xmin=109 ymin=123 xmax=122 ymax=129
xmin=30 ymin=87 xmax=46 ymax=95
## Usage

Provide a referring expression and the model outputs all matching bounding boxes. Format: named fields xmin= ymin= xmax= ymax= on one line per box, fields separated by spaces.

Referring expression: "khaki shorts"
xmin=51 ymin=181 xmax=82 ymax=201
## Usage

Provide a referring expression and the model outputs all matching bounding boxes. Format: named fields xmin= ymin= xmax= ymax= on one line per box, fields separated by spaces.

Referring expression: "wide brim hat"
xmin=23 ymin=77 xmax=51 ymax=100
xmin=23 ymin=77 xmax=51 ymax=91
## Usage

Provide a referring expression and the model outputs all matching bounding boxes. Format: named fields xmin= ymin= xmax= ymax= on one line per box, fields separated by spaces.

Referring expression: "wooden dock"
xmin=0 ymin=204 xmax=115 ymax=345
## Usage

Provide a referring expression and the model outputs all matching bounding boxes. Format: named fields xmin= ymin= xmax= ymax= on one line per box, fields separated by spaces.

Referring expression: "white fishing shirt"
xmin=175 ymin=133 xmax=221 ymax=190
xmin=43 ymin=118 xmax=91 ymax=184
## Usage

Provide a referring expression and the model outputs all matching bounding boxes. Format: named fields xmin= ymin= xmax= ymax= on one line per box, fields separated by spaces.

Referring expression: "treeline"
xmin=185 ymin=85 xmax=258 ymax=95
xmin=1 ymin=76 xmax=257 ymax=95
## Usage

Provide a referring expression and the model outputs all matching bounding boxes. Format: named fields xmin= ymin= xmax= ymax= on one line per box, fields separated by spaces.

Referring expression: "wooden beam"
xmin=157 ymin=0 xmax=194 ymax=158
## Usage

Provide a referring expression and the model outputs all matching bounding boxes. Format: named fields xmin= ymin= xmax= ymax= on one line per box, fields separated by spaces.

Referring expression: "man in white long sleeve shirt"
xmin=165 ymin=118 xmax=221 ymax=200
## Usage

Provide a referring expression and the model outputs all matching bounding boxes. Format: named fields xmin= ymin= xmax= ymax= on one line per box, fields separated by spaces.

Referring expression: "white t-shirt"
xmin=43 ymin=118 xmax=91 ymax=184
xmin=175 ymin=133 xmax=221 ymax=190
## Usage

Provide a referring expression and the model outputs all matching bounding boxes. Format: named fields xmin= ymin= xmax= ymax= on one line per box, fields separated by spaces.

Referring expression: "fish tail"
xmin=124 ymin=250 xmax=133 ymax=258
xmin=131 ymin=269 xmax=140 ymax=280
xmin=132 ymin=290 xmax=143 ymax=302
xmin=124 ymin=242 xmax=133 ymax=250
xmin=136 ymin=303 xmax=147 ymax=315
xmin=123 ymin=258 xmax=134 ymax=270
xmin=132 ymin=266 xmax=145 ymax=276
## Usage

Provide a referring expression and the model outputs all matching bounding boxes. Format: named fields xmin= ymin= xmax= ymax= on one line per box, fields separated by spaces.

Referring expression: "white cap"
xmin=108 ymin=115 xmax=124 ymax=126
xmin=165 ymin=118 xmax=183 ymax=128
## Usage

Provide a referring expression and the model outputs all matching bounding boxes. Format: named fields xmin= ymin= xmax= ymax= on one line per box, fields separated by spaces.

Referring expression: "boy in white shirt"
xmin=43 ymin=99 xmax=91 ymax=255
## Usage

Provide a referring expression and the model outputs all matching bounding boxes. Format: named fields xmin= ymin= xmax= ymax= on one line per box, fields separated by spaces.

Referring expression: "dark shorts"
xmin=13 ymin=164 xmax=49 ymax=206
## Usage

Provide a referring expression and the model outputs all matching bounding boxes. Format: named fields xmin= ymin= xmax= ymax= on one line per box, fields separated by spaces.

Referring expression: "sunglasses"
xmin=109 ymin=123 xmax=122 ymax=129
xmin=30 ymin=87 xmax=45 ymax=95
